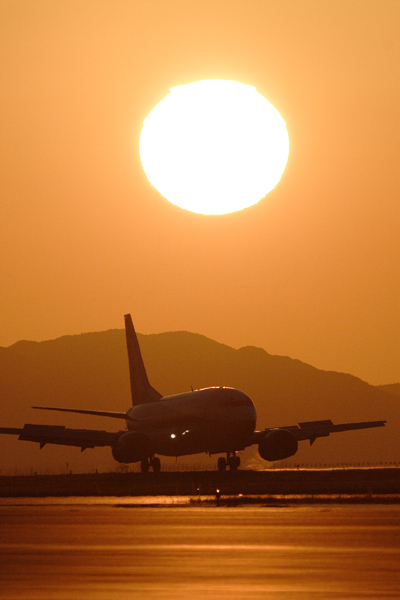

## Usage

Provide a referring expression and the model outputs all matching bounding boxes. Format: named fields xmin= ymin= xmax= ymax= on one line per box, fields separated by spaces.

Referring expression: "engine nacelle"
xmin=258 ymin=429 xmax=298 ymax=462
xmin=112 ymin=431 xmax=152 ymax=463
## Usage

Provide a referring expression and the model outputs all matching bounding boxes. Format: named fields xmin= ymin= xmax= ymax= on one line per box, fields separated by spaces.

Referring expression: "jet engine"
xmin=112 ymin=431 xmax=152 ymax=463
xmin=258 ymin=429 xmax=298 ymax=462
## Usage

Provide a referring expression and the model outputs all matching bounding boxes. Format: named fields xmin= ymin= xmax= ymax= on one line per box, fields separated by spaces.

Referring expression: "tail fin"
xmin=124 ymin=314 xmax=163 ymax=406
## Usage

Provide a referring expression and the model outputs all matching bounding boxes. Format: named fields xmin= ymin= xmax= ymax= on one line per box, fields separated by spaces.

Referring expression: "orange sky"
xmin=1 ymin=0 xmax=399 ymax=385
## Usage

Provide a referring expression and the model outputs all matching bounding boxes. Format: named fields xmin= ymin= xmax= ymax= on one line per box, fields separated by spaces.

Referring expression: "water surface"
xmin=0 ymin=502 xmax=399 ymax=599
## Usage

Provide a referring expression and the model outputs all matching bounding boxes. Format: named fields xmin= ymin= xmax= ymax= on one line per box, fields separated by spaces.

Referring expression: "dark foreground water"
xmin=0 ymin=500 xmax=399 ymax=599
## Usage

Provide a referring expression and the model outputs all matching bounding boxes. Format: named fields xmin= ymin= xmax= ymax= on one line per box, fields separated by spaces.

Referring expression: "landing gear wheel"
xmin=228 ymin=455 xmax=240 ymax=470
xmin=151 ymin=457 xmax=161 ymax=473
xmin=217 ymin=457 xmax=226 ymax=471
xmin=140 ymin=458 xmax=150 ymax=473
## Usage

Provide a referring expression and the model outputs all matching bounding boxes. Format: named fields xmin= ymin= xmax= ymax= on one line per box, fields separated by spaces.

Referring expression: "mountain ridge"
xmin=0 ymin=328 xmax=397 ymax=473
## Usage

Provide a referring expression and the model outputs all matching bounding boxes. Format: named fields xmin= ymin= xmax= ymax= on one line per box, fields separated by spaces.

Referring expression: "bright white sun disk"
xmin=140 ymin=80 xmax=289 ymax=215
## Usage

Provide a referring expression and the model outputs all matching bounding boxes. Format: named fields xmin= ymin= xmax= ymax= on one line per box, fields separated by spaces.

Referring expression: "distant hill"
xmin=378 ymin=383 xmax=400 ymax=397
xmin=0 ymin=329 xmax=398 ymax=473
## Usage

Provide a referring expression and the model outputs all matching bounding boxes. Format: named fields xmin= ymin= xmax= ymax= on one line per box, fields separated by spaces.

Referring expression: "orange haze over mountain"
xmin=1 ymin=1 xmax=399 ymax=385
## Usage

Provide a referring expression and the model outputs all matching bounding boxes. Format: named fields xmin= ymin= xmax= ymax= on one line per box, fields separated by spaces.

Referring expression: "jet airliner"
xmin=0 ymin=315 xmax=386 ymax=471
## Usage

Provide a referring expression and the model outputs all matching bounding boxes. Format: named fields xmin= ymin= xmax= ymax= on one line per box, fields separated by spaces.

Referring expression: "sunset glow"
xmin=140 ymin=80 xmax=289 ymax=214
xmin=1 ymin=1 xmax=399 ymax=393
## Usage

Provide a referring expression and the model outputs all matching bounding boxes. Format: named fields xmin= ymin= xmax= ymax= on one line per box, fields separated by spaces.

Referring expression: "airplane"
xmin=0 ymin=314 xmax=386 ymax=472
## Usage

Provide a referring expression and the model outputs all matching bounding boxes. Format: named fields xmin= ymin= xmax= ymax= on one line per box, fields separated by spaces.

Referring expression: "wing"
xmin=252 ymin=419 xmax=386 ymax=446
xmin=0 ymin=424 xmax=122 ymax=451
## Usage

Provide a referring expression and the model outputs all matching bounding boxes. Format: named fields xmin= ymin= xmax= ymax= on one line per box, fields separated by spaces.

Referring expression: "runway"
xmin=0 ymin=502 xmax=399 ymax=599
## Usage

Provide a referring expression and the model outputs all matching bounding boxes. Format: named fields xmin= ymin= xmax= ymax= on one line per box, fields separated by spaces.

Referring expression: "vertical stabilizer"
xmin=124 ymin=314 xmax=163 ymax=406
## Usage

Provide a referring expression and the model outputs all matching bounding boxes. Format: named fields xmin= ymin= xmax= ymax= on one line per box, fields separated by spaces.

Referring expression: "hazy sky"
xmin=1 ymin=0 xmax=399 ymax=385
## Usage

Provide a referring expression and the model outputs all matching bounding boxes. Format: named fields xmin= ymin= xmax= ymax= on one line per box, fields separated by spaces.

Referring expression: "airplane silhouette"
xmin=0 ymin=314 xmax=386 ymax=471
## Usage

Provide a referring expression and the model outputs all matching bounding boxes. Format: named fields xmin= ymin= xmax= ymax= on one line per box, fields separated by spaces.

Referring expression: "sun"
xmin=140 ymin=80 xmax=289 ymax=215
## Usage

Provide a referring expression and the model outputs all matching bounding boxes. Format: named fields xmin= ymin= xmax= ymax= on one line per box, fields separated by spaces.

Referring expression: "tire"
xmin=151 ymin=457 xmax=161 ymax=473
xmin=227 ymin=455 xmax=240 ymax=470
xmin=140 ymin=458 xmax=150 ymax=473
xmin=217 ymin=457 xmax=226 ymax=471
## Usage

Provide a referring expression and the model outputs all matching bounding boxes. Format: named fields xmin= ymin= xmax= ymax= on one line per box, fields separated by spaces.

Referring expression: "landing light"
xmin=170 ymin=434 xmax=176 ymax=439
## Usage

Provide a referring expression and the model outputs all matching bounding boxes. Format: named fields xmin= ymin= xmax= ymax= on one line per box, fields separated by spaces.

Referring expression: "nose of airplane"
xmin=248 ymin=403 xmax=257 ymax=427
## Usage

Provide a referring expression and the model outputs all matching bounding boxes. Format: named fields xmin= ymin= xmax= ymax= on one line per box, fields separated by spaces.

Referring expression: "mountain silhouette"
xmin=379 ymin=384 xmax=400 ymax=397
xmin=0 ymin=329 xmax=397 ymax=473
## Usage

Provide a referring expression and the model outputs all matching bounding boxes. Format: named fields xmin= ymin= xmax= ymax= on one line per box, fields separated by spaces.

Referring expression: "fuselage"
xmin=125 ymin=387 xmax=256 ymax=456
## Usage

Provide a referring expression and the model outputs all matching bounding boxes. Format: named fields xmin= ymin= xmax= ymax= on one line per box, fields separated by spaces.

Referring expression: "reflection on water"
xmin=0 ymin=495 xmax=193 ymax=506
xmin=1 ymin=494 xmax=399 ymax=507
xmin=0 ymin=502 xmax=399 ymax=599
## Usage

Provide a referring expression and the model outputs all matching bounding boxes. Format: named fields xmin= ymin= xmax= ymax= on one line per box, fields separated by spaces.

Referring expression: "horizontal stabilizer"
xmin=32 ymin=406 xmax=135 ymax=421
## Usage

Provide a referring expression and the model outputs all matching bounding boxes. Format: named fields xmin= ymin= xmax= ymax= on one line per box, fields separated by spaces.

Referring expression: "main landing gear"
xmin=217 ymin=453 xmax=240 ymax=471
xmin=140 ymin=456 xmax=161 ymax=473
